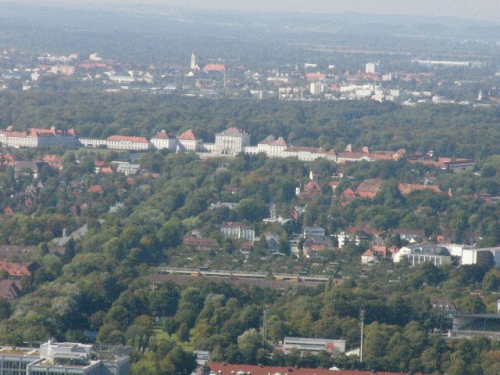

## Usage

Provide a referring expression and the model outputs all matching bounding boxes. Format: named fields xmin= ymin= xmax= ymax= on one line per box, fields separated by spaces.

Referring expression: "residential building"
xmin=356 ymin=178 xmax=383 ymax=199
xmin=182 ymin=235 xmax=220 ymax=251
xmin=393 ymin=244 xmax=452 ymax=266
xmin=303 ymin=227 xmax=326 ymax=238
xmin=299 ymin=180 xmax=323 ymax=200
xmin=220 ymin=223 xmax=255 ymax=242
xmin=430 ymin=297 xmax=458 ymax=315
xmin=361 ymin=245 xmax=396 ymax=264
xmin=391 ymin=228 xmax=425 ymax=241
xmin=0 ymin=261 xmax=37 ymax=278
xmin=336 ymin=231 xmax=367 ymax=248
xmin=114 ymin=162 xmax=141 ymax=175
xmin=310 ymin=81 xmax=325 ymax=96
xmin=202 ymin=64 xmax=225 ymax=73
xmin=398 ymin=183 xmax=441 ymax=195
xmin=366 ymin=62 xmax=378 ymax=74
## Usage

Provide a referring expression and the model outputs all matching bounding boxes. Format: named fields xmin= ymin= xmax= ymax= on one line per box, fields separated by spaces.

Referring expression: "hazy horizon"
xmin=3 ymin=0 xmax=500 ymax=23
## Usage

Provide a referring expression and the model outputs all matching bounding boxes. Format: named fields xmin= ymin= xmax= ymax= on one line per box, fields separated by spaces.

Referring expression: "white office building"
xmin=0 ymin=340 xmax=130 ymax=375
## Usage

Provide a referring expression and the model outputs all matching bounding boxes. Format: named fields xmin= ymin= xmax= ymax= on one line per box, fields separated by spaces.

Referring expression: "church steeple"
xmin=190 ymin=51 xmax=197 ymax=70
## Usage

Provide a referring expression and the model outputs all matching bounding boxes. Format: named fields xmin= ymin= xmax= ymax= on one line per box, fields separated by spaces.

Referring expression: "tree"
xmin=149 ymin=283 xmax=180 ymax=317
xmin=176 ymin=322 xmax=190 ymax=343
xmin=238 ymin=329 xmax=262 ymax=364
xmin=160 ymin=346 xmax=197 ymax=375
xmin=234 ymin=198 xmax=268 ymax=222
xmin=455 ymin=295 xmax=486 ymax=314
xmin=279 ymin=233 xmax=291 ymax=256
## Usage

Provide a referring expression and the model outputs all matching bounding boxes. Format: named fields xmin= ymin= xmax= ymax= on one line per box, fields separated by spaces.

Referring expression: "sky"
xmin=7 ymin=0 xmax=500 ymax=22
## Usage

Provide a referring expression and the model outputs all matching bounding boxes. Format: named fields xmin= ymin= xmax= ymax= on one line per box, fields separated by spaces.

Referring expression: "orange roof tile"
xmin=209 ymin=363 xmax=420 ymax=375
xmin=152 ymin=130 xmax=175 ymax=139
xmin=178 ymin=129 xmax=198 ymax=141
xmin=203 ymin=64 xmax=226 ymax=72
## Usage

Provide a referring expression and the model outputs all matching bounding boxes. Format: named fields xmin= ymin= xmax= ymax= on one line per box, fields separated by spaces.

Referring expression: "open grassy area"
xmin=153 ymin=328 xmax=195 ymax=352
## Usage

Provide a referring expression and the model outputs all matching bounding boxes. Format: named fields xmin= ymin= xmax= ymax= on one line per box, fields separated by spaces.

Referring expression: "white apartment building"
xmin=366 ymin=62 xmax=378 ymax=74
xmin=220 ymin=223 xmax=256 ymax=242
xmin=393 ymin=244 xmax=452 ymax=266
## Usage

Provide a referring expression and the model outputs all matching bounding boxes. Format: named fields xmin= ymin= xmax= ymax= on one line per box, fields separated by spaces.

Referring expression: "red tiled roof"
xmin=30 ymin=128 xmax=56 ymax=136
xmin=259 ymin=136 xmax=275 ymax=145
xmin=305 ymin=72 xmax=327 ymax=81
xmin=209 ymin=363 xmax=420 ymax=375
xmin=356 ymin=178 xmax=383 ymax=199
xmin=178 ymin=129 xmax=198 ymax=140
xmin=152 ymin=130 xmax=175 ymax=139
xmin=273 ymin=137 xmax=288 ymax=147
xmin=362 ymin=249 xmax=375 ymax=257
xmin=0 ymin=130 xmax=29 ymax=138
xmin=100 ymin=167 xmax=114 ymax=174
xmin=183 ymin=235 xmax=219 ymax=249
xmin=398 ymin=183 xmax=441 ymax=195
xmin=0 ymin=261 xmax=34 ymax=277
xmin=259 ymin=136 xmax=288 ymax=147
xmin=342 ymin=188 xmax=357 ymax=199
xmin=304 ymin=180 xmax=323 ymax=194
xmin=88 ymin=185 xmax=104 ymax=194
xmin=203 ymin=64 xmax=226 ymax=72
xmin=107 ymin=135 xmax=149 ymax=143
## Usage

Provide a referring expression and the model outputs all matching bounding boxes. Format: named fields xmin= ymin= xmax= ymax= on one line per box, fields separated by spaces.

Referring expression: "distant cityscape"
xmin=0 ymin=48 xmax=497 ymax=106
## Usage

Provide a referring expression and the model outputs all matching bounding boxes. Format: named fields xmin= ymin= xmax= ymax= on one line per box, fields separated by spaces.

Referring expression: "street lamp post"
xmin=360 ymin=309 xmax=365 ymax=363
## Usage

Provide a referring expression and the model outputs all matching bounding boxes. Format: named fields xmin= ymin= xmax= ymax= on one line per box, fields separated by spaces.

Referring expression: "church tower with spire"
xmin=190 ymin=51 xmax=199 ymax=70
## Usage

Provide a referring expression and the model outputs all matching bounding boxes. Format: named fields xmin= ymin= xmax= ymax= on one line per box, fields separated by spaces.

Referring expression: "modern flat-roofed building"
xmin=220 ymin=223 xmax=255 ymax=242
xmin=0 ymin=340 xmax=130 ymax=375
xmin=282 ymin=337 xmax=346 ymax=355
xmin=393 ymin=244 xmax=452 ymax=266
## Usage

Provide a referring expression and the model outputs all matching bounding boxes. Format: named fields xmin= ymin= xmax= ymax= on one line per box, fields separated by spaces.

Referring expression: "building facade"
xmin=214 ymin=128 xmax=250 ymax=155
xmin=150 ymin=130 xmax=177 ymax=151
xmin=0 ymin=340 xmax=130 ymax=375
xmin=394 ymin=244 xmax=452 ymax=266
xmin=282 ymin=337 xmax=346 ymax=355
xmin=220 ymin=223 xmax=255 ymax=242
